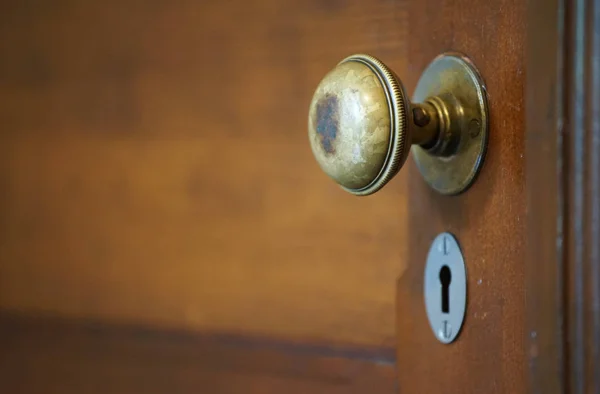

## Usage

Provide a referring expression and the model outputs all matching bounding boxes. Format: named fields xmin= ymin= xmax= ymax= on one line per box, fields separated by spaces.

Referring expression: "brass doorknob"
xmin=308 ymin=53 xmax=489 ymax=196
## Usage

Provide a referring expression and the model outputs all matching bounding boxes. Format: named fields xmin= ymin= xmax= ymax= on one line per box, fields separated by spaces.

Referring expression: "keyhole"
xmin=439 ymin=265 xmax=452 ymax=313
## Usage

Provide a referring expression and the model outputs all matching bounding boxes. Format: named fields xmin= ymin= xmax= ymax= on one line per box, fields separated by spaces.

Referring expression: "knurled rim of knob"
xmin=339 ymin=54 xmax=409 ymax=196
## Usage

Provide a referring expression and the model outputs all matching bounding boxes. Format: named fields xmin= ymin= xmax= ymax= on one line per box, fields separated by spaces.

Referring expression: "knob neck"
xmin=411 ymin=102 xmax=440 ymax=148
xmin=411 ymin=96 xmax=462 ymax=158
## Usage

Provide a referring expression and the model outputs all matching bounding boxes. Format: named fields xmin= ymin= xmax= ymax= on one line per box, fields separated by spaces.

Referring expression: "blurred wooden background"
xmin=0 ymin=1 xmax=408 ymax=392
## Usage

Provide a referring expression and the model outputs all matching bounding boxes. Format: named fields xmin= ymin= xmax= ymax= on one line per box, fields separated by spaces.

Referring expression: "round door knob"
xmin=308 ymin=53 xmax=489 ymax=196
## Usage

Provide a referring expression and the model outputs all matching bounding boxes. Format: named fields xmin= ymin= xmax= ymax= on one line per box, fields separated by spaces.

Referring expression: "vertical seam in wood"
xmin=589 ymin=2 xmax=600 ymax=390
xmin=564 ymin=0 xmax=600 ymax=391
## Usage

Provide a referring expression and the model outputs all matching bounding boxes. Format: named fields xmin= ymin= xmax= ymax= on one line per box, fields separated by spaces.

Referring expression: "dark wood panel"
xmin=0 ymin=0 xmax=409 ymax=347
xmin=526 ymin=0 xmax=600 ymax=392
xmin=563 ymin=0 xmax=600 ymax=391
xmin=397 ymin=0 xmax=526 ymax=392
xmin=0 ymin=312 xmax=396 ymax=394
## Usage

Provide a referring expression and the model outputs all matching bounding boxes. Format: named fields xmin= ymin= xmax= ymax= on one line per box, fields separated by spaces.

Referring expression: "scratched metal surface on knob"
xmin=307 ymin=55 xmax=409 ymax=196
xmin=307 ymin=53 xmax=488 ymax=196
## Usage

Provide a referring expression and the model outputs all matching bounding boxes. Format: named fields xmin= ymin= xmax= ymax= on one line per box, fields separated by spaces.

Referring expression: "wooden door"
xmin=396 ymin=0 xmax=527 ymax=392
xmin=0 ymin=0 xmax=598 ymax=393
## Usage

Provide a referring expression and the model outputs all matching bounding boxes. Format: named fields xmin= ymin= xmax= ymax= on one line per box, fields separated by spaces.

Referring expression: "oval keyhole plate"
xmin=424 ymin=232 xmax=467 ymax=344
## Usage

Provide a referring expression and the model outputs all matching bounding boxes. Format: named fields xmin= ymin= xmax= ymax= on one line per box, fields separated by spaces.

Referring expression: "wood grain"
xmin=0 ymin=312 xmax=396 ymax=394
xmin=397 ymin=0 xmax=526 ymax=392
xmin=0 ymin=0 xmax=409 ymax=348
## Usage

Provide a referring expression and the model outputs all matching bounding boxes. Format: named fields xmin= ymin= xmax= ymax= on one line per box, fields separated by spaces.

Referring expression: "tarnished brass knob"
xmin=308 ymin=53 xmax=489 ymax=196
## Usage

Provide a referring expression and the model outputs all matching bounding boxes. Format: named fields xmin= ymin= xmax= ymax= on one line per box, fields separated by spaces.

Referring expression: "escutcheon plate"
xmin=412 ymin=53 xmax=489 ymax=195
xmin=424 ymin=232 xmax=467 ymax=344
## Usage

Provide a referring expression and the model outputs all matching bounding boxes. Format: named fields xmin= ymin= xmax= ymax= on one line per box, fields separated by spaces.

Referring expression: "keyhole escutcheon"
xmin=424 ymin=232 xmax=466 ymax=344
